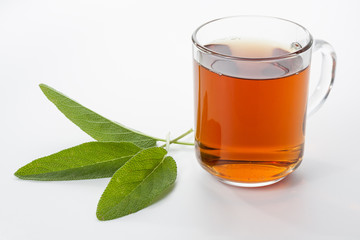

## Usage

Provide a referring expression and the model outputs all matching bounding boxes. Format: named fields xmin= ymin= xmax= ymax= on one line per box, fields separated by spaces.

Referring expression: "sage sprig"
xmin=15 ymin=84 xmax=193 ymax=221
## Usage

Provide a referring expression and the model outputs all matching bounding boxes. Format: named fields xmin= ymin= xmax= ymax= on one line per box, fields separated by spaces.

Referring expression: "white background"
xmin=1 ymin=0 xmax=360 ymax=239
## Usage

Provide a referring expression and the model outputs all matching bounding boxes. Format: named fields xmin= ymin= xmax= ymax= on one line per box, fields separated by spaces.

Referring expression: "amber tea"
xmin=194 ymin=40 xmax=310 ymax=185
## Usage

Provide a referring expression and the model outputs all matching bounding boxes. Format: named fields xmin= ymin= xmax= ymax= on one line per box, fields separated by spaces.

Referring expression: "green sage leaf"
xmin=15 ymin=142 xmax=141 ymax=181
xmin=96 ymin=147 xmax=176 ymax=220
xmin=39 ymin=84 xmax=157 ymax=148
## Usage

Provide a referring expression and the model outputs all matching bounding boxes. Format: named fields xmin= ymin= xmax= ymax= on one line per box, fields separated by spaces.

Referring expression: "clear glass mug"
xmin=192 ymin=16 xmax=336 ymax=187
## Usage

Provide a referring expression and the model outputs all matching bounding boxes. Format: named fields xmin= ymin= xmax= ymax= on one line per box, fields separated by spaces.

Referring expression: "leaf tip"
xmin=39 ymin=84 xmax=50 ymax=97
xmin=39 ymin=83 xmax=48 ymax=91
xmin=14 ymin=168 xmax=26 ymax=179
xmin=96 ymin=212 xmax=105 ymax=221
xmin=14 ymin=170 xmax=20 ymax=178
xmin=96 ymin=207 xmax=113 ymax=221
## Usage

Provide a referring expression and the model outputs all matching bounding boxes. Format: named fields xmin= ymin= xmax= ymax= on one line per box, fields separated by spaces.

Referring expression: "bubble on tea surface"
xmin=291 ymin=42 xmax=302 ymax=51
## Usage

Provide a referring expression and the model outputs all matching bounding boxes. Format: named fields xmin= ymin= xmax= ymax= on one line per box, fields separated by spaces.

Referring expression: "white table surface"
xmin=1 ymin=0 xmax=360 ymax=239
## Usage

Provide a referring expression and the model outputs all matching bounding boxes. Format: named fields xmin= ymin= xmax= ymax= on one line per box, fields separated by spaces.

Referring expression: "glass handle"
xmin=307 ymin=39 xmax=337 ymax=116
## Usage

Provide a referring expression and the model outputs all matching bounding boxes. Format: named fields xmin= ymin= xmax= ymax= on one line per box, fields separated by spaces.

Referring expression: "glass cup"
xmin=192 ymin=16 xmax=336 ymax=187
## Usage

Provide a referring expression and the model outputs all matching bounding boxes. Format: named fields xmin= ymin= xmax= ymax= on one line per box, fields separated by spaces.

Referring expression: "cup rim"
xmin=192 ymin=15 xmax=313 ymax=61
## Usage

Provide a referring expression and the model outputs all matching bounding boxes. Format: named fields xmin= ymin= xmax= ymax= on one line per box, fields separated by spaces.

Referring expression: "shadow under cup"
xmin=192 ymin=16 xmax=316 ymax=187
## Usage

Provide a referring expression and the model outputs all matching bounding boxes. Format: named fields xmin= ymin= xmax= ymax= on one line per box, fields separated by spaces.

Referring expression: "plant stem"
xmin=159 ymin=129 xmax=194 ymax=147
xmin=169 ymin=141 xmax=194 ymax=146
xmin=170 ymin=129 xmax=194 ymax=143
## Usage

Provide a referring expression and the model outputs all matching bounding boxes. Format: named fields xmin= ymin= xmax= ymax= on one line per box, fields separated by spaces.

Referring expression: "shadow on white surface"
xmin=191 ymin=157 xmax=358 ymax=238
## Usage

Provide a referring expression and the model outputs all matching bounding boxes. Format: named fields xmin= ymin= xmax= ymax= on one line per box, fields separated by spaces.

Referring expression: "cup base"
xmin=216 ymin=176 xmax=286 ymax=187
